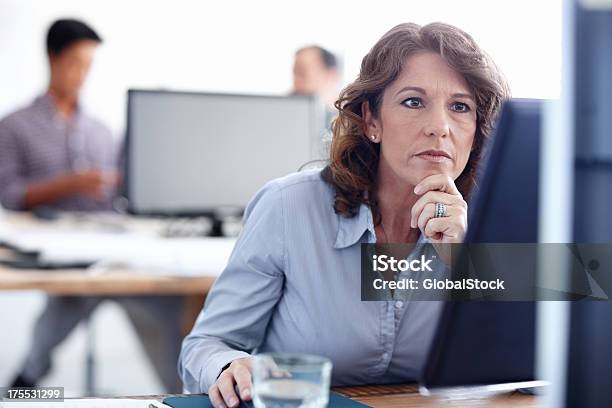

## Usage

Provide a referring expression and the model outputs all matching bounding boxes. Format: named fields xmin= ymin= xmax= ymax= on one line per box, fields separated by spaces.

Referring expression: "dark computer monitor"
xmin=419 ymin=99 xmax=541 ymax=393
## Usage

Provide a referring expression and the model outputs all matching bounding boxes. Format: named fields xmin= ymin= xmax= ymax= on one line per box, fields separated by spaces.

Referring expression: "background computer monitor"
xmin=420 ymin=99 xmax=541 ymax=391
xmin=124 ymin=90 xmax=323 ymax=216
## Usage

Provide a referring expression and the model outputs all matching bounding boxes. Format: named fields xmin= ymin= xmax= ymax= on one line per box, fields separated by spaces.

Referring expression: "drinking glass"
xmin=252 ymin=353 xmax=332 ymax=408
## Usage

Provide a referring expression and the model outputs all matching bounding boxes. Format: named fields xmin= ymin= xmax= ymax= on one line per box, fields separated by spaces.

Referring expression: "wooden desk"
xmin=0 ymin=265 xmax=216 ymax=295
xmin=0 ymin=264 xmax=213 ymax=341
xmin=131 ymin=384 xmax=538 ymax=407
xmin=0 ymin=262 xmax=213 ymax=337
xmin=333 ymin=384 xmax=538 ymax=407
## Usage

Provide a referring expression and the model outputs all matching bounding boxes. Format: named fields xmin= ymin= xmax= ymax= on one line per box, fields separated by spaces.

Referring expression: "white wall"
xmin=0 ymin=0 xmax=561 ymax=138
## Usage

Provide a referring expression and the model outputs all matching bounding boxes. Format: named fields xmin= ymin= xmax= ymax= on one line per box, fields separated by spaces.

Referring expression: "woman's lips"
xmin=415 ymin=151 xmax=452 ymax=163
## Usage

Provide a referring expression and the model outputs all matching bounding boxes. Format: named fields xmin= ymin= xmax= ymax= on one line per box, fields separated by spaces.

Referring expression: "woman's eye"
xmin=451 ymin=102 xmax=471 ymax=112
xmin=402 ymin=97 xmax=424 ymax=108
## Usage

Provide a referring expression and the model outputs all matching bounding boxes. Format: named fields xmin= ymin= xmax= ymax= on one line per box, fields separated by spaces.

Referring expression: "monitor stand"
xmin=209 ymin=216 xmax=224 ymax=237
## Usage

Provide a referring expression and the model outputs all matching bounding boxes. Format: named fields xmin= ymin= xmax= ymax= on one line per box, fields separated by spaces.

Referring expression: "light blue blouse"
xmin=179 ymin=169 xmax=443 ymax=393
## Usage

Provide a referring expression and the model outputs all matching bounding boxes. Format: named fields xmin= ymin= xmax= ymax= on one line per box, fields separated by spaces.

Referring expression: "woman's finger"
xmin=208 ymin=384 xmax=227 ymax=408
xmin=424 ymin=215 xmax=466 ymax=242
xmin=416 ymin=203 xmax=436 ymax=231
xmin=414 ymin=174 xmax=462 ymax=197
xmin=416 ymin=202 xmax=463 ymax=231
xmin=234 ymin=364 xmax=253 ymax=400
xmin=217 ymin=370 xmax=239 ymax=407
xmin=411 ymin=191 xmax=465 ymax=228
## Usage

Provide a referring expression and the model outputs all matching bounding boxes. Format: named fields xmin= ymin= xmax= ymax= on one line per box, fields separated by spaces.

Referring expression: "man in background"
xmin=0 ymin=19 xmax=117 ymax=211
xmin=292 ymin=45 xmax=340 ymax=126
xmin=0 ymin=19 xmax=183 ymax=392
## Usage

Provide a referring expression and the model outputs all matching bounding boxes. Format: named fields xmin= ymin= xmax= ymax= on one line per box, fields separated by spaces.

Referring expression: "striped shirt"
xmin=0 ymin=94 xmax=117 ymax=211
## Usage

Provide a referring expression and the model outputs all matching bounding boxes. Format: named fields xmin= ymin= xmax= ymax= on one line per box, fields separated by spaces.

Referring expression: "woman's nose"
xmin=423 ymin=106 xmax=450 ymax=137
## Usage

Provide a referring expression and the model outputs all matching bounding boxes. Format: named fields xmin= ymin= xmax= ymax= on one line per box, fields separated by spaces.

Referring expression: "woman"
xmin=179 ymin=22 xmax=509 ymax=407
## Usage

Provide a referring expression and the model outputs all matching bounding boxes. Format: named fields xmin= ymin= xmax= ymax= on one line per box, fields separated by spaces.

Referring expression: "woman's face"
xmin=364 ymin=52 xmax=477 ymax=188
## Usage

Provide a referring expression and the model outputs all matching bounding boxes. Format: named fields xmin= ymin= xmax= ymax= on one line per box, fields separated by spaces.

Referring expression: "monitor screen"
xmin=125 ymin=90 xmax=323 ymax=215
xmin=420 ymin=99 xmax=541 ymax=391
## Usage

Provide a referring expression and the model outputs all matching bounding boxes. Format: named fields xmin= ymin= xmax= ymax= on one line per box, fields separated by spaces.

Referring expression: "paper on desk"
xmin=0 ymin=398 xmax=168 ymax=407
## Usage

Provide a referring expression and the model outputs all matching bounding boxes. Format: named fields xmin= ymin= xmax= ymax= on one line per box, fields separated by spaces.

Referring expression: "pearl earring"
xmin=371 ymin=135 xmax=376 ymax=141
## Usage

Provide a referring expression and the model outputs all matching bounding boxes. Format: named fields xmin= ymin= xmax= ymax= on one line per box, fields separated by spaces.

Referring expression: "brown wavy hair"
xmin=321 ymin=22 xmax=510 ymax=224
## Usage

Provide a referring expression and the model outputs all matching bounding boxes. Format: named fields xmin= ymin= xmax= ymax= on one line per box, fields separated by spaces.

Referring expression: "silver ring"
xmin=434 ymin=202 xmax=447 ymax=218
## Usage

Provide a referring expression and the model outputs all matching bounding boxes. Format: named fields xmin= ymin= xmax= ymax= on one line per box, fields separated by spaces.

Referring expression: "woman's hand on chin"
xmin=410 ymin=174 xmax=467 ymax=265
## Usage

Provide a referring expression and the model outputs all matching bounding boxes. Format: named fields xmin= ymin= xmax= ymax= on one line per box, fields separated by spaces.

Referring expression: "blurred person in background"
xmin=292 ymin=45 xmax=341 ymax=160
xmin=292 ymin=45 xmax=340 ymax=127
xmin=0 ymin=19 xmax=183 ymax=392
xmin=0 ymin=19 xmax=117 ymax=212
